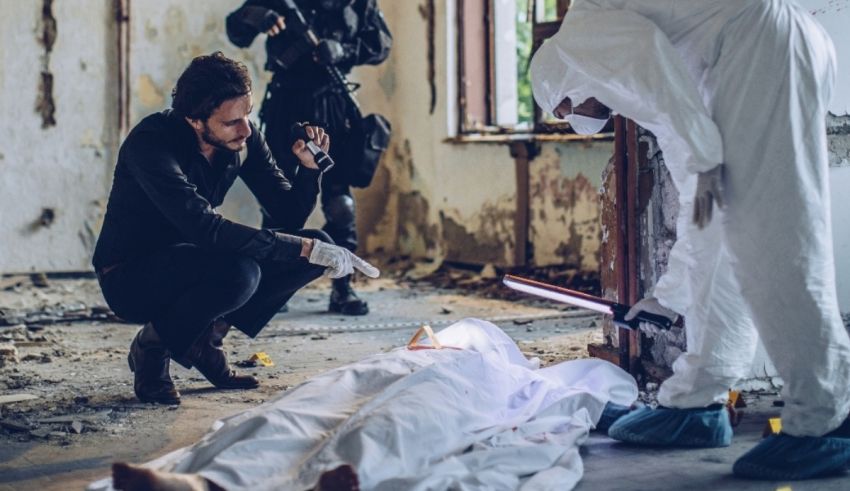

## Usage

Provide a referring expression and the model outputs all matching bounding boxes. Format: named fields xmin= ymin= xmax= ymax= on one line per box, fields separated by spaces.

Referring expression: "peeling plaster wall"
xmin=354 ymin=0 xmax=611 ymax=270
xmin=0 ymin=1 xmax=118 ymax=273
xmin=0 ymin=0 xmax=611 ymax=274
xmin=829 ymin=114 xmax=850 ymax=310
xmin=530 ymin=143 xmax=606 ymax=271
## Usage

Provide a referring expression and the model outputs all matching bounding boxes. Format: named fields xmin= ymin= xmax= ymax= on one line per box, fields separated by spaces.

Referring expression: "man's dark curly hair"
xmin=171 ymin=51 xmax=252 ymax=121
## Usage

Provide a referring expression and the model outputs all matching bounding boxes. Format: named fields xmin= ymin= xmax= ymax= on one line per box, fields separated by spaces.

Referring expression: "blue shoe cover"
xmin=607 ymin=405 xmax=732 ymax=447
xmin=733 ymin=433 xmax=850 ymax=480
xmin=595 ymin=402 xmax=633 ymax=433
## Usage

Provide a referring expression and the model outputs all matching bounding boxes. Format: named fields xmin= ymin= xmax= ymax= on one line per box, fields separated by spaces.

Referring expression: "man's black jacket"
xmin=92 ymin=110 xmax=320 ymax=271
xmin=226 ymin=0 xmax=391 ymax=88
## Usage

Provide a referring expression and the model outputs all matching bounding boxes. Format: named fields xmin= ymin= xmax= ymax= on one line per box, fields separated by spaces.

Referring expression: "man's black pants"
xmin=97 ymin=229 xmax=328 ymax=364
xmin=261 ymin=84 xmax=360 ymax=252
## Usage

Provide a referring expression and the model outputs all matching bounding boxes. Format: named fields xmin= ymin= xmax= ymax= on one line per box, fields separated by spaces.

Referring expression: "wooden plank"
xmin=0 ymin=394 xmax=40 ymax=405
xmin=587 ymin=343 xmax=619 ymax=366
xmin=0 ymin=275 xmax=30 ymax=290
xmin=625 ymin=120 xmax=641 ymax=374
xmin=510 ymin=142 xmax=536 ymax=266
xmin=613 ymin=116 xmax=631 ymax=371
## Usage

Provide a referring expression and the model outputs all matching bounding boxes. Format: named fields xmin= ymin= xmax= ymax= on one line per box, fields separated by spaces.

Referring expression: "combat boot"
xmin=329 ymin=275 xmax=369 ymax=315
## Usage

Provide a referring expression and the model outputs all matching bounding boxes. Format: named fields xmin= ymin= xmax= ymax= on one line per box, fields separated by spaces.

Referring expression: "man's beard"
xmin=201 ymin=123 xmax=245 ymax=152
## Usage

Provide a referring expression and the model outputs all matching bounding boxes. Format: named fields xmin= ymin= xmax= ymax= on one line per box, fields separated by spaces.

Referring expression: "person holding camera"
xmin=227 ymin=0 xmax=392 ymax=316
xmin=92 ymin=52 xmax=379 ymax=405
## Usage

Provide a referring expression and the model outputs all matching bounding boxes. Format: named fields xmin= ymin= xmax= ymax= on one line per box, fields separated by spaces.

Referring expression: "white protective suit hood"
xmin=530 ymin=45 xmax=608 ymax=134
xmin=529 ymin=9 xmax=725 ymax=178
xmin=529 ymin=36 xmax=591 ymax=117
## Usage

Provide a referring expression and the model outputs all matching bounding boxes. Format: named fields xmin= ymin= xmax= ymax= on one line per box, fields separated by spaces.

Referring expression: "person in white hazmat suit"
xmin=531 ymin=0 xmax=850 ymax=480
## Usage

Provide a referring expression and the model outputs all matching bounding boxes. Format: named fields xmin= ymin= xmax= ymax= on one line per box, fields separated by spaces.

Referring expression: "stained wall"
xmin=0 ymin=0 xmax=613 ymax=280
xmin=352 ymin=0 xmax=610 ymax=270
xmin=0 ymin=1 xmax=118 ymax=272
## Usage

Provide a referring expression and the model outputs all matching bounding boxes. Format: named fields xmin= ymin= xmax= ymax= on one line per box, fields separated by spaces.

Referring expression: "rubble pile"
xmin=390 ymin=258 xmax=601 ymax=302
xmin=0 ymin=274 xmax=122 ymax=327
xmin=0 ymin=303 xmax=118 ymax=327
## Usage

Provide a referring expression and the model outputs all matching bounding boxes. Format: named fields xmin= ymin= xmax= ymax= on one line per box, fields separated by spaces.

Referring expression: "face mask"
xmin=564 ymin=113 xmax=608 ymax=135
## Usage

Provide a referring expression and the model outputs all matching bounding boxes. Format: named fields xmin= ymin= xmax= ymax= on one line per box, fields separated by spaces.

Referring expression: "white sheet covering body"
xmin=88 ymin=319 xmax=637 ymax=491
xmin=530 ymin=0 xmax=850 ymax=436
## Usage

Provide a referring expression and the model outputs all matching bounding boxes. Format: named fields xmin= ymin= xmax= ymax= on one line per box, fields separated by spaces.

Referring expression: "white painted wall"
xmin=0 ymin=1 xmax=117 ymax=273
xmin=802 ymin=0 xmax=850 ymax=115
xmin=832 ymin=166 xmax=850 ymax=308
xmin=0 ymin=0 xmax=271 ymax=274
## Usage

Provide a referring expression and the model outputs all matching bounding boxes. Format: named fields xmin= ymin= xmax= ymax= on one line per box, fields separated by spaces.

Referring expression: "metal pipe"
xmin=115 ymin=0 xmax=131 ymax=137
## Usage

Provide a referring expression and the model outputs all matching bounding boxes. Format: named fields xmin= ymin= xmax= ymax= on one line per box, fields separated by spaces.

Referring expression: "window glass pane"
xmin=516 ymin=0 xmax=533 ymax=128
xmin=537 ymin=0 xmax=559 ymax=22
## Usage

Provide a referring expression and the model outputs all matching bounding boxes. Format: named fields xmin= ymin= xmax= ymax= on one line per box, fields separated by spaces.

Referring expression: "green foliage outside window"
xmin=516 ymin=0 xmax=534 ymax=126
xmin=517 ymin=0 xmax=561 ymax=127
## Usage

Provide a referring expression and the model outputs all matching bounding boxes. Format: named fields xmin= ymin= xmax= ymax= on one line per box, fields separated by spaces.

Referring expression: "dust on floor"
xmin=0 ymin=274 xmax=601 ymax=491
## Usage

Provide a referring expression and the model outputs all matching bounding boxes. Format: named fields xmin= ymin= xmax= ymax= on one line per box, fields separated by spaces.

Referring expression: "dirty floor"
xmin=1 ymin=274 xmax=848 ymax=490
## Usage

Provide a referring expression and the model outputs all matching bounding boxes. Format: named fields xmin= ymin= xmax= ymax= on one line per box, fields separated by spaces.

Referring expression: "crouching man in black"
xmin=92 ymin=52 xmax=379 ymax=405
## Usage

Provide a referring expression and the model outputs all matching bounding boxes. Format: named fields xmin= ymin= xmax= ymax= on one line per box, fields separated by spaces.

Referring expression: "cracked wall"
xmin=0 ymin=2 xmax=118 ymax=272
xmin=530 ymin=143 xmax=606 ymax=271
xmin=829 ymin=114 xmax=850 ymax=308
xmin=354 ymin=1 xmax=610 ymax=271
xmin=36 ymin=0 xmax=57 ymax=129
xmin=0 ymin=0 xmax=290 ymax=273
xmin=355 ymin=133 xmax=609 ymax=269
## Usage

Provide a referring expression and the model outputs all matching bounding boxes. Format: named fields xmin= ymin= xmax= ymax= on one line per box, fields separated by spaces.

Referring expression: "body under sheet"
xmin=89 ymin=319 xmax=637 ymax=491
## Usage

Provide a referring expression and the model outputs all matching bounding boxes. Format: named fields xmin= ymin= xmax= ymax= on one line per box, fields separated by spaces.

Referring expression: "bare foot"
xmin=316 ymin=464 xmax=359 ymax=491
xmin=112 ymin=462 xmax=218 ymax=491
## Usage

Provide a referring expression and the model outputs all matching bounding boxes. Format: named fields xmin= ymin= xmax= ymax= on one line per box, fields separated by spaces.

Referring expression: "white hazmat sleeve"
xmin=530 ymin=9 xmax=723 ymax=178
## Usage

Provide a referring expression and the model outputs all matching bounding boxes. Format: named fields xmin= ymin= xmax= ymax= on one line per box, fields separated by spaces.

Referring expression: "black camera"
xmin=290 ymin=122 xmax=334 ymax=173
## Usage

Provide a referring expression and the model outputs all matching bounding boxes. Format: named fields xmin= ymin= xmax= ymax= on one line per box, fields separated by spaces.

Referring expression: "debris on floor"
xmin=390 ymin=258 xmax=601 ymax=302
xmin=0 ymin=276 xmax=122 ymax=327
xmin=0 ymin=271 xmax=603 ymax=476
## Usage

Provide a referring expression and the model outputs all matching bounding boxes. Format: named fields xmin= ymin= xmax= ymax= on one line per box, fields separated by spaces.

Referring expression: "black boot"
xmin=127 ymin=323 xmax=180 ymax=405
xmin=329 ymin=275 xmax=369 ymax=315
xmin=185 ymin=320 xmax=259 ymax=390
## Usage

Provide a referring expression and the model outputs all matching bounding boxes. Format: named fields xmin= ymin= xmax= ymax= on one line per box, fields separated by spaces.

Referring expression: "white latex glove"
xmin=624 ymin=297 xmax=679 ymax=323
xmin=693 ymin=164 xmax=726 ymax=229
xmin=308 ymin=240 xmax=380 ymax=279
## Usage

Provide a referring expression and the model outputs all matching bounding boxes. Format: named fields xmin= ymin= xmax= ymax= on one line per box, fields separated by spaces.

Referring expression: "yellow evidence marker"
xmin=249 ymin=352 xmax=275 ymax=367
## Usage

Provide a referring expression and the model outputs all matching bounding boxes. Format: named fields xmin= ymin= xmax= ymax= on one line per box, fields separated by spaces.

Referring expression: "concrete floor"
xmin=1 ymin=276 xmax=849 ymax=490
xmin=578 ymin=397 xmax=850 ymax=491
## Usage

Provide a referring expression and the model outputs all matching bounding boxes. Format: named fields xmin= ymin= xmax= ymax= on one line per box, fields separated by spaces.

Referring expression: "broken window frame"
xmin=454 ymin=0 xmax=613 ymax=141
